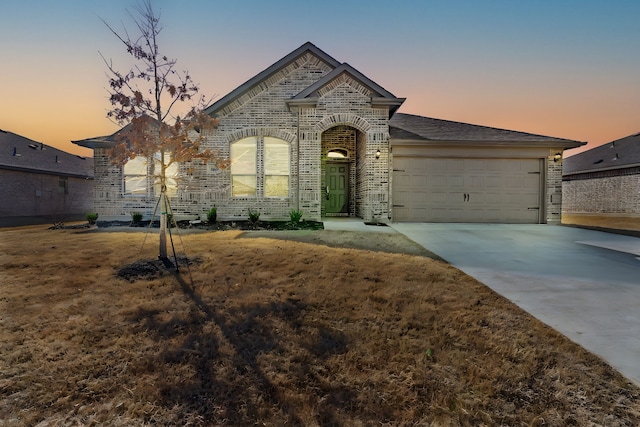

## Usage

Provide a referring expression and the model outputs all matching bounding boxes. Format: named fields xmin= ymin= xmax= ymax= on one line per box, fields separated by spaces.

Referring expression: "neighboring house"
xmin=0 ymin=129 xmax=93 ymax=226
xmin=563 ymin=132 xmax=640 ymax=220
xmin=74 ymin=42 xmax=584 ymax=224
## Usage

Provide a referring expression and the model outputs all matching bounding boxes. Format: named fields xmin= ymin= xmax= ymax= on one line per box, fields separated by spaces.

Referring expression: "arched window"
xmin=231 ymin=137 xmax=257 ymax=197
xmin=327 ymin=149 xmax=349 ymax=159
xmin=230 ymin=136 xmax=290 ymax=198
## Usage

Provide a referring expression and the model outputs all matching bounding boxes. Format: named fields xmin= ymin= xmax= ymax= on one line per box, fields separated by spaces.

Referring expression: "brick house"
xmin=563 ymin=132 xmax=640 ymax=221
xmin=74 ymin=42 xmax=584 ymax=224
xmin=1 ymin=129 xmax=93 ymax=226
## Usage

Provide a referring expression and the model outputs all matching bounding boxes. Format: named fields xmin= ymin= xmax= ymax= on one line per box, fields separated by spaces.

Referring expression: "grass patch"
xmin=0 ymin=227 xmax=638 ymax=426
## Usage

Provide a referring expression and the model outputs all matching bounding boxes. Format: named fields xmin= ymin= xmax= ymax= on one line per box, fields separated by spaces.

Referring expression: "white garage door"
xmin=392 ymin=157 xmax=542 ymax=223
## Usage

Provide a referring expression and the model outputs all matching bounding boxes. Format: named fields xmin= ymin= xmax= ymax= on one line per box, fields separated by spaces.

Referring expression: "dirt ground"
xmin=1 ymin=225 xmax=640 ymax=426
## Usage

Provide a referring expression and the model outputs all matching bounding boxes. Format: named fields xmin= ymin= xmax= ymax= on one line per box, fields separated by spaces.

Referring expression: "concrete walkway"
xmin=389 ymin=223 xmax=640 ymax=386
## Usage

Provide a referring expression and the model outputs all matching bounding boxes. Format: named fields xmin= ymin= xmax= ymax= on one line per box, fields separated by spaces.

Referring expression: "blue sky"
xmin=1 ymin=0 xmax=639 ymax=156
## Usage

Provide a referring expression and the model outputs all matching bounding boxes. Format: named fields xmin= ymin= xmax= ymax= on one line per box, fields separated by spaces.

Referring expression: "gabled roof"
xmin=390 ymin=113 xmax=585 ymax=148
xmin=72 ymin=116 xmax=161 ymax=150
xmin=204 ymin=42 xmax=404 ymax=117
xmin=72 ymin=126 xmax=126 ymax=150
xmin=204 ymin=42 xmax=342 ymax=116
xmin=287 ymin=63 xmax=405 ymax=115
xmin=563 ymin=132 xmax=640 ymax=175
xmin=0 ymin=129 xmax=93 ymax=178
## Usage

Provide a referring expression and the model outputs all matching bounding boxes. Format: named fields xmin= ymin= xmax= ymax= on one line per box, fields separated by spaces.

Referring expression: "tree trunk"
xmin=158 ymin=151 xmax=168 ymax=260
xmin=159 ymin=192 xmax=168 ymax=259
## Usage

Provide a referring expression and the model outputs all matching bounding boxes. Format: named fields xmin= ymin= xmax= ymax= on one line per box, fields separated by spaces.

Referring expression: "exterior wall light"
xmin=553 ymin=153 xmax=562 ymax=162
xmin=375 ymin=149 xmax=381 ymax=159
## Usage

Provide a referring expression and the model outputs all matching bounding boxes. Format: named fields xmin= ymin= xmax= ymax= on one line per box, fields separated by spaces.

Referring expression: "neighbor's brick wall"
xmin=0 ymin=169 xmax=93 ymax=219
xmin=562 ymin=172 xmax=640 ymax=215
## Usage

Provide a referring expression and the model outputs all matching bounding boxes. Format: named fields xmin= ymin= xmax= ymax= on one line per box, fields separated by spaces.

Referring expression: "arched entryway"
xmin=321 ymin=125 xmax=366 ymax=217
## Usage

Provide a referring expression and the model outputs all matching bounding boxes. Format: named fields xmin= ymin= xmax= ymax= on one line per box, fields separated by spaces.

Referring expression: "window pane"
xmin=124 ymin=156 xmax=147 ymax=175
xmin=265 ymin=137 xmax=289 ymax=197
xmin=154 ymin=160 xmax=179 ymax=196
xmin=264 ymin=137 xmax=289 ymax=175
xmin=265 ymin=175 xmax=289 ymax=197
xmin=231 ymin=138 xmax=257 ymax=197
xmin=232 ymin=175 xmax=256 ymax=197
xmin=231 ymin=138 xmax=257 ymax=174
xmin=125 ymin=176 xmax=147 ymax=195
xmin=124 ymin=157 xmax=147 ymax=195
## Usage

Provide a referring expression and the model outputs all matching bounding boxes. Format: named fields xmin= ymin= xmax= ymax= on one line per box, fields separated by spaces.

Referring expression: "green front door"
xmin=326 ymin=163 xmax=349 ymax=214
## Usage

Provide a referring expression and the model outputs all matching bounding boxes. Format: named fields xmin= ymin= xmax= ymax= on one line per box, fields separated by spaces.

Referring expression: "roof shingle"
xmin=0 ymin=129 xmax=93 ymax=178
xmin=563 ymin=132 xmax=640 ymax=175
xmin=390 ymin=113 xmax=585 ymax=146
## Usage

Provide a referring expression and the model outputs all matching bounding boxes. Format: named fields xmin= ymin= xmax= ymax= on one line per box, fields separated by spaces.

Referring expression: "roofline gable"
xmin=288 ymin=63 xmax=405 ymax=116
xmin=72 ymin=116 xmax=162 ymax=149
xmin=204 ymin=42 xmax=342 ymax=116
xmin=292 ymin=63 xmax=397 ymax=100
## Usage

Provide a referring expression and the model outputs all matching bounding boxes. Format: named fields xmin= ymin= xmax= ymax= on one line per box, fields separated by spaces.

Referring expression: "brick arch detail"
xmin=314 ymin=114 xmax=372 ymax=134
xmin=226 ymin=128 xmax=296 ymax=144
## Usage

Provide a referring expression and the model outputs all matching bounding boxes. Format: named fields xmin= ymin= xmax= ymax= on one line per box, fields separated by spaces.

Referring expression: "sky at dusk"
xmin=1 ymin=0 xmax=639 ymax=158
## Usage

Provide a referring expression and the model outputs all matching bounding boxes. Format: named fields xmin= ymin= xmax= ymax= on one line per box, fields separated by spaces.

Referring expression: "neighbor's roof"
xmin=563 ymin=132 xmax=640 ymax=175
xmin=390 ymin=113 xmax=586 ymax=148
xmin=205 ymin=42 xmax=404 ymax=117
xmin=0 ymin=129 xmax=93 ymax=178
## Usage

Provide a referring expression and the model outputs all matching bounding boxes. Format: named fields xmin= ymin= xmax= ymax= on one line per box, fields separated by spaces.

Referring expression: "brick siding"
xmin=0 ymin=169 xmax=93 ymax=220
xmin=90 ymin=52 xmax=394 ymax=222
xmin=563 ymin=170 xmax=640 ymax=215
xmin=546 ymin=151 xmax=564 ymax=223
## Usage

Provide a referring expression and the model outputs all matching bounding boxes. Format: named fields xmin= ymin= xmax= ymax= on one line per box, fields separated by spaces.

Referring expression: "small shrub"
xmin=206 ymin=207 xmax=217 ymax=223
xmin=289 ymin=209 xmax=303 ymax=223
xmin=248 ymin=208 xmax=260 ymax=224
xmin=131 ymin=211 xmax=143 ymax=223
xmin=86 ymin=213 xmax=98 ymax=225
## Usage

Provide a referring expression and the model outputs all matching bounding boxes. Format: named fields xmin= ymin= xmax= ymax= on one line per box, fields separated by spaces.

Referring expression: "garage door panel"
xmin=410 ymin=175 xmax=426 ymax=186
xmin=393 ymin=157 xmax=541 ymax=223
xmin=449 ymin=175 xmax=465 ymax=188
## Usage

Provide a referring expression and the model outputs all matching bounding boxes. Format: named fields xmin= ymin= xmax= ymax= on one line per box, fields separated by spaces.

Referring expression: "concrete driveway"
xmin=390 ymin=223 xmax=640 ymax=386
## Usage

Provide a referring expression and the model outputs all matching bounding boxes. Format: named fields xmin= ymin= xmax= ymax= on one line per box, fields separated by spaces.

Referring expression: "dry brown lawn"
xmin=1 ymin=226 xmax=639 ymax=426
xmin=562 ymin=214 xmax=640 ymax=233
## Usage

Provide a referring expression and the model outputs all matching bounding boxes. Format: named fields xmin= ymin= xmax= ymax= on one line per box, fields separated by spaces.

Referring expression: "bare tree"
xmin=101 ymin=0 xmax=225 ymax=259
